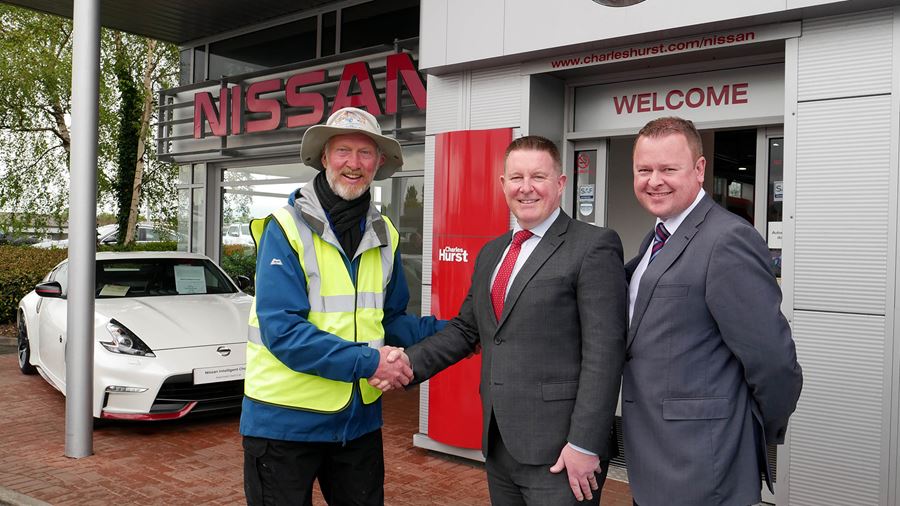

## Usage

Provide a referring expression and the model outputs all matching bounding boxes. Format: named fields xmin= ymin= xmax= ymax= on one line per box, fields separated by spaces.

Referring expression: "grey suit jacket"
xmin=407 ymin=211 xmax=627 ymax=465
xmin=623 ymin=194 xmax=802 ymax=506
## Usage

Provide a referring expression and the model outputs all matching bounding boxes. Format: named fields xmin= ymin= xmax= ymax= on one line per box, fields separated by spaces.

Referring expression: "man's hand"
xmin=367 ymin=346 xmax=412 ymax=391
xmin=549 ymin=444 xmax=601 ymax=501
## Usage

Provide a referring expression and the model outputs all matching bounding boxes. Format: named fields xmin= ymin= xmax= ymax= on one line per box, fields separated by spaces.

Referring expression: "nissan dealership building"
xmin=150 ymin=0 xmax=900 ymax=504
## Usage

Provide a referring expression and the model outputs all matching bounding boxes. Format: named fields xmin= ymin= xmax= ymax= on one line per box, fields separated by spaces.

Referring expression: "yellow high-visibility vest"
xmin=245 ymin=195 xmax=398 ymax=412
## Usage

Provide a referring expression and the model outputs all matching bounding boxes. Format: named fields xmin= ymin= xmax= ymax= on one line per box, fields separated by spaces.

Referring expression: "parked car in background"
xmin=222 ymin=223 xmax=254 ymax=247
xmin=16 ymin=251 xmax=253 ymax=420
xmin=32 ymin=223 xmax=173 ymax=249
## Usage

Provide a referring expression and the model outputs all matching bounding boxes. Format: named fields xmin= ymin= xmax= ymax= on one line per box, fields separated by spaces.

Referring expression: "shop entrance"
xmin=573 ymin=125 xmax=784 ymax=278
xmin=571 ymin=125 xmax=783 ymax=501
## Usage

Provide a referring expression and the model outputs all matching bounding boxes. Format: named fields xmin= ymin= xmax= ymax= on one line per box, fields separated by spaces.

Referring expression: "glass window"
xmin=179 ymin=48 xmax=191 ymax=85
xmin=371 ymin=174 xmax=425 ymax=314
xmin=95 ymin=258 xmax=235 ymax=298
xmin=340 ymin=1 xmax=419 ymax=53
xmin=193 ymin=46 xmax=207 ymax=83
xmin=321 ymin=11 xmax=337 ymax=57
xmin=192 ymin=188 xmax=205 ymax=254
xmin=193 ymin=164 xmax=205 ymax=185
xmin=208 ymin=16 xmax=317 ymax=78
xmin=177 ymin=189 xmax=189 ymax=252
xmin=178 ymin=165 xmax=191 ymax=185
xmin=52 ymin=263 xmax=69 ymax=295
xmin=767 ymin=137 xmax=784 ymax=279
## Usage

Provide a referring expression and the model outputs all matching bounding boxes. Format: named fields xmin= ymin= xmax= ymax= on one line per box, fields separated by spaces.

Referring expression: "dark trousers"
xmin=485 ymin=417 xmax=608 ymax=506
xmin=243 ymin=430 xmax=384 ymax=506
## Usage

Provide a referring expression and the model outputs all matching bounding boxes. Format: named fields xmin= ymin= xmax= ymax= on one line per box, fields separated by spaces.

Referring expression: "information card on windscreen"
xmin=174 ymin=265 xmax=207 ymax=294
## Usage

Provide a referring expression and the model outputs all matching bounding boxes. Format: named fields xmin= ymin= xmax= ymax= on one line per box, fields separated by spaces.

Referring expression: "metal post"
xmin=65 ymin=0 xmax=100 ymax=458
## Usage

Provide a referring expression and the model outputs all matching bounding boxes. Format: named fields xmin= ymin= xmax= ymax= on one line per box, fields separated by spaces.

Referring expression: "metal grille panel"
xmin=425 ymin=73 xmax=464 ymax=135
xmin=798 ymin=9 xmax=893 ymax=101
xmin=470 ymin=64 xmax=522 ymax=130
xmin=794 ymin=95 xmax=891 ymax=314
xmin=788 ymin=310 xmax=885 ymax=505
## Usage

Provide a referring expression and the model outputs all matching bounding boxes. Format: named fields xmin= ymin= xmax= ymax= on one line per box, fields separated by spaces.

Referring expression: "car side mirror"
xmin=235 ymin=275 xmax=252 ymax=291
xmin=35 ymin=281 xmax=63 ymax=298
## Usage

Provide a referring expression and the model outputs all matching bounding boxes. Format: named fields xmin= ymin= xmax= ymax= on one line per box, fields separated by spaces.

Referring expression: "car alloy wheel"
xmin=17 ymin=311 xmax=36 ymax=375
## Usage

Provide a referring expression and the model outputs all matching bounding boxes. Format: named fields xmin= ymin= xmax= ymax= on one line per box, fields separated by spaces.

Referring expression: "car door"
xmin=37 ymin=262 xmax=69 ymax=390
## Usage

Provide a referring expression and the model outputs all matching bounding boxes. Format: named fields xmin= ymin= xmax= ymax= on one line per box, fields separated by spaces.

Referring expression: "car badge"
xmin=217 ymin=346 xmax=232 ymax=357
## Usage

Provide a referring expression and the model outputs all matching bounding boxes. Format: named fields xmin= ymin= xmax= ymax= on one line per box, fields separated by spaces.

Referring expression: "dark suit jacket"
xmin=407 ymin=211 xmax=627 ymax=465
xmin=623 ymin=194 xmax=802 ymax=506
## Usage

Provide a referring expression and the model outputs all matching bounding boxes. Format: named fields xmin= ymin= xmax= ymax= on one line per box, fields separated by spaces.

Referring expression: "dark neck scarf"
xmin=313 ymin=171 xmax=371 ymax=257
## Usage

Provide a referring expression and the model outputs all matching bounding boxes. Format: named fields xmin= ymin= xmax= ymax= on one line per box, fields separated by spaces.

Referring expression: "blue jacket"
xmin=240 ymin=189 xmax=443 ymax=443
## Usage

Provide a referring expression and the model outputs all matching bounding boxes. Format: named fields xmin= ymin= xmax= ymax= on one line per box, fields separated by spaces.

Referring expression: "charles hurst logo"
xmin=439 ymin=246 xmax=469 ymax=263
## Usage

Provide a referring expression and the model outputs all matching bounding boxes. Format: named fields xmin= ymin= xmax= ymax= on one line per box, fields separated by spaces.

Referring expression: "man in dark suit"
xmin=624 ymin=117 xmax=803 ymax=506
xmin=377 ymin=135 xmax=627 ymax=505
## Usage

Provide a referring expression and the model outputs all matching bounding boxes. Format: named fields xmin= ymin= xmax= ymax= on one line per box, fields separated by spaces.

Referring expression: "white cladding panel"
xmin=798 ymin=9 xmax=894 ymax=101
xmin=425 ymin=73 xmax=464 ymax=135
xmin=469 ymin=65 xmax=522 ymax=130
xmin=421 ymin=0 xmax=832 ymax=68
xmin=794 ymin=95 xmax=891 ymax=314
xmin=788 ymin=310 xmax=885 ymax=505
xmin=423 ymin=135 xmax=436 ymax=293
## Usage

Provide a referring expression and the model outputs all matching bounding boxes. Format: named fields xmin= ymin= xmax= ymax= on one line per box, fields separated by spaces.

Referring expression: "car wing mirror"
xmin=35 ymin=281 xmax=63 ymax=298
xmin=235 ymin=275 xmax=251 ymax=291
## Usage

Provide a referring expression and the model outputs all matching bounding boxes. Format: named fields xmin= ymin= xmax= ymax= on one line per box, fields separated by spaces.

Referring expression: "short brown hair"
xmin=634 ymin=117 xmax=703 ymax=160
xmin=505 ymin=135 xmax=562 ymax=173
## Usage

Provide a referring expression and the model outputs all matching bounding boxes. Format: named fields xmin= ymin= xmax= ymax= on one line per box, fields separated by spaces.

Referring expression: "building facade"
xmin=160 ymin=0 xmax=900 ymax=504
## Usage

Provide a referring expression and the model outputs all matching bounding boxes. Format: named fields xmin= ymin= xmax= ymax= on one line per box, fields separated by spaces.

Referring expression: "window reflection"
xmin=218 ymin=145 xmax=425 ymax=309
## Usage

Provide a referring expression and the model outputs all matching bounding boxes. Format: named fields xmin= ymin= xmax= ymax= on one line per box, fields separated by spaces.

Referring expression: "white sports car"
xmin=16 ymin=251 xmax=253 ymax=421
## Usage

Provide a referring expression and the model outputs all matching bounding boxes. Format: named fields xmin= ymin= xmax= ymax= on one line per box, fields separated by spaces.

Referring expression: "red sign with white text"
xmin=429 ymin=129 xmax=512 ymax=450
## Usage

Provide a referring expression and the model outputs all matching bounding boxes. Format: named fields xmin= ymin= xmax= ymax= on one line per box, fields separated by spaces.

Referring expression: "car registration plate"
xmin=193 ymin=364 xmax=245 ymax=385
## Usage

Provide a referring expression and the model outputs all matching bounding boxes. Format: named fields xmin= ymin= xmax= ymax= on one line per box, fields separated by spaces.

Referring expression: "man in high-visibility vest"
xmin=241 ymin=107 xmax=443 ymax=506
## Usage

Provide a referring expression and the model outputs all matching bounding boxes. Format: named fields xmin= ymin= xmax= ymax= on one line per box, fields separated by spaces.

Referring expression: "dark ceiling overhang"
xmin=1 ymin=0 xmax=340 ymax=45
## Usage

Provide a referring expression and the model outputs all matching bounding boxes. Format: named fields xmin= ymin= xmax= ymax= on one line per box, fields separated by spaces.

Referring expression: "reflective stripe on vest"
xmin=245 ymin=203 xmax=399 ymax=412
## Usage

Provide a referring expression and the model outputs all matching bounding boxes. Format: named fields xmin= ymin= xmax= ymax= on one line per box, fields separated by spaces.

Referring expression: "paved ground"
xmin=0 ymin=345 xmax=633 ymax=505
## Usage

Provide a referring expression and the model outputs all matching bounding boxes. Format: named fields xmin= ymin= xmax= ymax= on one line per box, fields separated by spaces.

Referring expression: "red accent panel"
xmin=101 ymin=401 xmax=197 ymax=421
xmin=285 ymin=70 xmax=326 ymax=128
xmin=385 ymin=52 xmax=426 ymax=114
xmin=193 ymin=89 xmax=227 ymax=138
xmin=428 ymin=129 xmax=511 ymax=450
xmin=332 ymin=61 xmax=383 ymax=116
xmin=245 ymin=79 xmax=283 ymax=134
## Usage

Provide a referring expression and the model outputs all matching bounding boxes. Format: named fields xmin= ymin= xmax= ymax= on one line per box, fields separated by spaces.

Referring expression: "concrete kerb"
xmin=0 ymin=487 xmax=50 ymax=506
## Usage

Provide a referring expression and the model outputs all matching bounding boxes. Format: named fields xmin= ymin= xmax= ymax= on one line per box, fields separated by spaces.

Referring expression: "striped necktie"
xmin=649 ymin=222 xmax=670 ymax=263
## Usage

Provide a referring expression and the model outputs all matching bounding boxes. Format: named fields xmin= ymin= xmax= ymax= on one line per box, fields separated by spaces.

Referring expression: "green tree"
xmin=0 ymin=5 xmax=179 ymax=240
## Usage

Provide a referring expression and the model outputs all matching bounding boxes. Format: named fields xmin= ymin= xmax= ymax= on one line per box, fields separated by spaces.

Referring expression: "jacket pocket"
xmin=542 ymin=381 xmax=578 ymax=401
xmin=651 ymin=284 xmax=689 ymax=298
xmin=662 ymin=397 xmax=730 ymax=420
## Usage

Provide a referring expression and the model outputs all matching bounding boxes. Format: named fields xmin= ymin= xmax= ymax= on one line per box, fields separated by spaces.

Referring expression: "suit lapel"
xmin=477 ymin=231 xmax=510 ymax=330
xmin=496 ymin=212 xmax=568 ymax=332
xmin=627 ymin=195 xmax=715 ymax=349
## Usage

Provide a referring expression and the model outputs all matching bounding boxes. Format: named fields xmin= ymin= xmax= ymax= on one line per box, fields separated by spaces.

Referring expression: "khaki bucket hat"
xmin=300 ymin=107 xmax=403 ymax=180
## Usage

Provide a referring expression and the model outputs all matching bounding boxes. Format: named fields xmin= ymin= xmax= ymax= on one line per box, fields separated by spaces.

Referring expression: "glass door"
xmin=571 ymin=140 xmax=608 ymax=227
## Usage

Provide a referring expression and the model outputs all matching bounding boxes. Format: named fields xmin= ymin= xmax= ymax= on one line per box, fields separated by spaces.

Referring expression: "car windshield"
xmin=95 ymin=258 xmax=236 ymax=298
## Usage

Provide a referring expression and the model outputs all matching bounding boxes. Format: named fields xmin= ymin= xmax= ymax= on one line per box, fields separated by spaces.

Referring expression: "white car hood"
xmin=95 ymin=293 xmax=252 ymax=350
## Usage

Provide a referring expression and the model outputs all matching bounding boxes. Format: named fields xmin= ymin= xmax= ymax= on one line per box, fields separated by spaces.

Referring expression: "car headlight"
xmin=101 ymin=319 xmax=156 ymax=357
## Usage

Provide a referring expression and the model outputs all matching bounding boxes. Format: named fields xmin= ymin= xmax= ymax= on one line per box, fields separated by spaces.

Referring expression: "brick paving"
xmin=0 ymin=353 xmax=632 ymax=505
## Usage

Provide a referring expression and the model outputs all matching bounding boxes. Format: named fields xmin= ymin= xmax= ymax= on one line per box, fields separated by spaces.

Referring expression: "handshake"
xmin=367 ymin=346 xmax=412 ymax=392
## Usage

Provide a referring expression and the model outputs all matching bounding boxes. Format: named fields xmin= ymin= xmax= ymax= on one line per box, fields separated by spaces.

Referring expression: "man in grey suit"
xmin=624 ymin=117 xmax=803 ymax=506
xmin=383 ymin=136 xmax=627 ymax=504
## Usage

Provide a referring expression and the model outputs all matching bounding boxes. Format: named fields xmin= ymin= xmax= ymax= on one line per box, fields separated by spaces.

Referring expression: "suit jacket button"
xmin=494 ymin=337 xmax=502 ymax=345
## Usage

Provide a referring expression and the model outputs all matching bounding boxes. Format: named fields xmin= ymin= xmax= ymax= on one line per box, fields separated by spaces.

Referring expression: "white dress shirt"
xmin=628 ymin=189 xmax=706 ymax=324
xmin=489 ymin=207 xmax=560 ymax=294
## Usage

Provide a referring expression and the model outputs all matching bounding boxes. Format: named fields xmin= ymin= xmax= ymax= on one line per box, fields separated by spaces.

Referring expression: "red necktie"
xmin=491 ymin=230 xmax=534 ymax=320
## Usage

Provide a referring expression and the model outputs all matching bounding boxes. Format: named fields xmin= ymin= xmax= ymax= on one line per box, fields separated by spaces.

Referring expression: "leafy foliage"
xmin=221 ymin=245 xmax=257 ymax=295
xmin=0 ymin=245 xmax=66 ymax=323
xmin=0 ymin=5 xmax=180 ymax=241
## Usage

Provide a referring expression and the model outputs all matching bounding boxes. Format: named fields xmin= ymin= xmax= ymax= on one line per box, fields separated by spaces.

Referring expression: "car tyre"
xmin=17 ymin=311 xmax=37 ymax=375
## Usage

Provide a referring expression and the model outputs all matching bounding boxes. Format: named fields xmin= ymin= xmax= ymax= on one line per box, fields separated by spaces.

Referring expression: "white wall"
xmin=421 ymin=0 xmax=852 ymax=70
